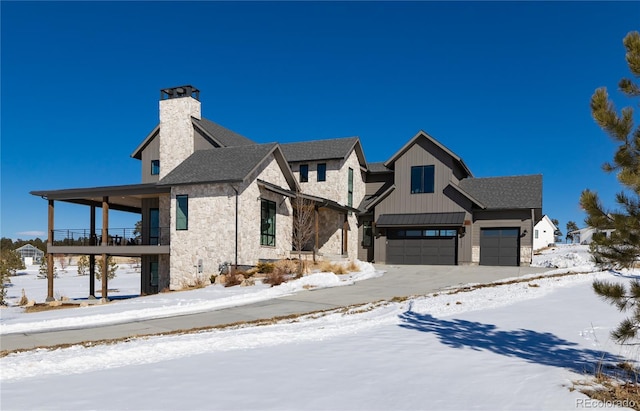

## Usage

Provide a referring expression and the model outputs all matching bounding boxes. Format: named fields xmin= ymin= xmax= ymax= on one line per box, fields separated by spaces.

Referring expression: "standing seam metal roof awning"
xmin=376 ymin=212 xmax=465 ymax=227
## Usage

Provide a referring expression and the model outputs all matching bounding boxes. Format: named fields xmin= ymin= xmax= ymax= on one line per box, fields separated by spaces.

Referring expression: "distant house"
xmin=15 ymin=244 xmax=44 ymax=265
xmin=31 ymin=85 xmax=543 ymax=302
xmin=569 ymin=227 xmax=615 ymax=245
xmin=533 ymin=215 xmax=560 ymax=251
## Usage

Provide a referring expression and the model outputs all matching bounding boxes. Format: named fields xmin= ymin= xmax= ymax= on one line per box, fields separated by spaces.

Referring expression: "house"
xmin=15 ymin=244 xmax=44 ymax=265
xmin=569 ymin=226 xmax=615 ymax=245
xmin=31 ymin=85 xmax=542 ymax=301
xmin=357 ymin=131 xmax=542 ymax=266
xmin=533 ymin=215 xmax=560 ymax=251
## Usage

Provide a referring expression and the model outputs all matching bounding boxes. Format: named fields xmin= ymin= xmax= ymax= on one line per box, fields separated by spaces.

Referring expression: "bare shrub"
xmin=256 ymin=261 xmax=275 ymax=274
xmin=274 ymin=259 xmax=297 ymax=276
xmin=18 ymin=289 xmax=28 ymax=306
xmin=263 ymin=271 xmax=286 ymax=287
xmin=224 ymin=271 xmax=244 ymax=288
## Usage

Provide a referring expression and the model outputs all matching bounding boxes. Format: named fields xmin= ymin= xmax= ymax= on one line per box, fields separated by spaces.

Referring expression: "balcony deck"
xmin=50 ymin=228 xmax=170 ymax=256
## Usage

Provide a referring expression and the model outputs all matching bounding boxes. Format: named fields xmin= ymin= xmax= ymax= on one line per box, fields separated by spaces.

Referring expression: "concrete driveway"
xmin=0 ymin=264 xmax=549 ymax=352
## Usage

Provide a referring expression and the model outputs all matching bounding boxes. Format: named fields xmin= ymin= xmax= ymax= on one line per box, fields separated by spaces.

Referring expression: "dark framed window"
xmin=348 ymin=168 xmax=354 ymax=209
xmin=362 ymin=221 xmax=373 ymax=247
xmin=411 ymin=165 xmax=435 ymax=194
xmin=317 ymin=163 xmax=326 ymax=182
xmin=388 ymin=229 xmax=457 ymax=239
xmin=176 ymin=195 xmax=188 ymax=230
xmin=151 ymin=160 xmax=160 ymax=175
xmin=150 ymin=261 xmax=159 ymax=287
xmin=150 ymin=208 xmax=159 ymax=245
xmin=300 ymin=164 xmax=309 ymax=182
xmin=261 ymin=199 xmax=276 ymax=246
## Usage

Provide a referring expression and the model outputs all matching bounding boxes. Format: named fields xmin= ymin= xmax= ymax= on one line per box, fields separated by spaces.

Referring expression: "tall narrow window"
xmin=317 ymin=163 xmax=326 ymax=182
xmin=150 ymin=261 xmax=159 ymax=287
xmin=151 ymin=160 xmax=160 ymax=175
xmin=300 ymin=164 xmax=309 ymax=183
xmin=261 ymin=199 xmax=276 ymax=246
xmin=362 ymin=221 xmax=372 ymax=247
xmin=410 ymin=165 xmax=435 ymax=194
xmin=150 ymin=208 xmax=159 ymax=245
xmin=176 ymin=195 xmax=188 ymax=230
xmin=348 ymin=167 xmax=354 ymax=209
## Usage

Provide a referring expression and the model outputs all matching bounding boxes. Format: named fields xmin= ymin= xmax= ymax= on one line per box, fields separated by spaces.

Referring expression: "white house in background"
xmin=15 ymin=244 xmax=44 ymax=265
xmin=533 ymin=215 xmax=560 ymax=251
xmin=569 ymin=226 xmax=615 ymax=245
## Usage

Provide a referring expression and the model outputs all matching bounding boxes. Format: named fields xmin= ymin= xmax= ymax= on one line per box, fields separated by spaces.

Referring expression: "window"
xmin=411 ymin=165 xmax=435 ymax=194
xmin=150 ymin=261 xmax=159 ymax=287
xmin=300 ymin=164 xmax=309 ymax=182
xmin=348 ymin=168 xmax=354 ymax=209
xmin=534 ymin=229 xmax=539 ymax=239
xmin=176 ymin=195 xmax=188 ymax=230
xmin=261 ymin=199 xmax=276 ymax=246
xmin=151 ymin=160 xmax=160 ymax=175
xmin=317 ymin=163 xmax=326 ymax=182
xmin=150 ymin=208 xmax=159 ymax=245
xmin=362 ymin=221 xmax=373 ymax=247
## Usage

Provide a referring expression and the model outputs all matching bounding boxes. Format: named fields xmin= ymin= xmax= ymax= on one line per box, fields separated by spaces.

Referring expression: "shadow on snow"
xmin=398 ymin=309 xmax=624 ymax=376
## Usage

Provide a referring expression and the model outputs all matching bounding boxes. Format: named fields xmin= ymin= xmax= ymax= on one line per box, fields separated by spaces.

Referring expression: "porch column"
xmin=101 ymin=197 xmax=109 ymax=302
xmin=89 ymin=205 xmax=96 ymax=299
xmin=46 ymin=200 xmax=55 ymax=302
xmin=314 ymin=206 xmax=319 ymax=251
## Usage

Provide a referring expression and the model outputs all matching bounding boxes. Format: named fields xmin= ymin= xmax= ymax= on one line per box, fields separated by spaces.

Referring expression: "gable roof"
xmin=158 ymin=143 xmax=297 ymax=189
xmin=367 ymin=162 xmax=392 ymax=173
xmin=192 ymin=117 xmax=255 ymax=147
xmin=131 ymin=117 xmax=255 ymax=160
xmin=535 ymin=215 xmax=558 ymax=231
xmin=384 ymin=130 xmax=473 ymax=178
xmin=280 ymin=137 xmax=366 ymax=167
xmin=458 ymin=174 xmax=542 ymax=209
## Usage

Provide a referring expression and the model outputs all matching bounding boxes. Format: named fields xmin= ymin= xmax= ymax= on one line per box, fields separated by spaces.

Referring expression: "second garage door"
xmin=480 ymin=228 xmax=520 ymax=266
xmin=387 ymin=229 xmax=457 ymax=265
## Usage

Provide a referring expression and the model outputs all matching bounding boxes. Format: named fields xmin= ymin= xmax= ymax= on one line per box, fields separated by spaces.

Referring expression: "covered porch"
xmin=31 ymin=183 xmax=171 ymax=302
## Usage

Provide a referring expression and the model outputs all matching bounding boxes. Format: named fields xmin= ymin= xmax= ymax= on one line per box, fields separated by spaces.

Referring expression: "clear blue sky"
xmin=1 ymin=1 xmax=639 ymax=240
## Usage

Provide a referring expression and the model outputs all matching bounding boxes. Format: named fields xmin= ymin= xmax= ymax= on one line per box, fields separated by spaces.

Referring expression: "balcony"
xmin=48 ymin=228 xmax=170 ymax=256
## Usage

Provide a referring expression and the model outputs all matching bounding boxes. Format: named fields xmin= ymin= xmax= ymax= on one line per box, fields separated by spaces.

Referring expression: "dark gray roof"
xmin=367 ymin=162 xmax=392 ymax=173
xmin=280 ymin=137 xmax=360 ymax=163
xmin=458 ymin=174 xmax=542 ymax=209
xmin=377 ymin=212 xmax=465 ymax=227
xmin=192 ymin=117 xmax=256 ymax=147
xmin=158 ymin=143 xmax=278 ymax=186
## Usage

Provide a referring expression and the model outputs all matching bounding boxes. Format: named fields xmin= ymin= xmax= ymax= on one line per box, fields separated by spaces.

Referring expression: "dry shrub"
xmin=274 ymin=259 xmax=297 ymax=276
xmin=318 ymin=261 xmax=349 ymax=274
xmin=18 ymin=289 xmax=29 ymax=306
xmin=224 ymin=271 xmax=244 ymax=288
xmin=346 ymin=260 xmax=359 ymax=272
xmin=263 ymin=271 xmax=287 ymax=287
xmin=256 ymin=262 xmax=275 ymax=274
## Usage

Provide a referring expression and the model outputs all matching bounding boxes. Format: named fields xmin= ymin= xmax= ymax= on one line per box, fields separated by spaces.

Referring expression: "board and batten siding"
xmin=372 ymin=139 xmax=475 ymax=264
xmin=141 ymin=133 xmax=160 ymax=184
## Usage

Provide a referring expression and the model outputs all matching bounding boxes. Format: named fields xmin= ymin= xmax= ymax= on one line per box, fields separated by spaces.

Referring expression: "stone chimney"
xmin=158 ymin=85 xmax=201 ymax=179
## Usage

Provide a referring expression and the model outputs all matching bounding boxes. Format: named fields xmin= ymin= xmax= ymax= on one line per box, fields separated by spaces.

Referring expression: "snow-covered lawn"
xmin=1 ymin=245 xmax=639 ymax=410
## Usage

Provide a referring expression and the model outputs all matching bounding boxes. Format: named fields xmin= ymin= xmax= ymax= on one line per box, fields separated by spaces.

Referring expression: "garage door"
xmin=386 ymin=229 xmax=457 ymax=265
xmin=480 ymin=228 xmax=519 ymax=266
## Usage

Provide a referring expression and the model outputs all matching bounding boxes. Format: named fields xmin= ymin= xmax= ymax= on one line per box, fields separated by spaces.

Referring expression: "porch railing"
xmin=51 ymin=228 xmax=170 ymax=246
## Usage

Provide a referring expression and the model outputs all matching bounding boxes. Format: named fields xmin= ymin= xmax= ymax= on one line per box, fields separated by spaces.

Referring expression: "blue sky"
xmin=1 ymin=1 xmax=639 ymax=240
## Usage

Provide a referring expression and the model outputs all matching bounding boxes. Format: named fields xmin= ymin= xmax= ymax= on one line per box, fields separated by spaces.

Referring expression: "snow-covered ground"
xmin=1 ymin=245 xmax=639 ymax=410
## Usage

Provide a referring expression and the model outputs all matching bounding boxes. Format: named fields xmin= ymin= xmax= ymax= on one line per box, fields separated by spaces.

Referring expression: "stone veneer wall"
xmin=291 ymin=150 xmax=365 ymax=260
xmin=168 ymin=155 xmax=292 ymax=290
xmin=158 ymin=96 xmax=201 ymax=179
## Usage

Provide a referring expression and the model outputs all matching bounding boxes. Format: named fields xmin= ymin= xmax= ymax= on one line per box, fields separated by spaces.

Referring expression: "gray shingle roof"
xmin=280 ymin=137 xmax=359 ymax=162
xmin=192 ymin=117 xmax=256 ymax=147
xmin=377 ymin=212 xmax=465 ymax=227
xmin=367 ymin=162 xmax=392 ymax=173
xmin=458 ymin=175 xmax=542 ymax=209
xmin=158 ymin=143 xmax=278 ymax=186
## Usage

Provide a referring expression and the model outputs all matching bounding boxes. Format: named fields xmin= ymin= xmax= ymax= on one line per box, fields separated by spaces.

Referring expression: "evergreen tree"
xmin=566 ymin=221 xmax=579 ymax=243
xmin=94 ymin=256 xmax=118 ymax=281
xmin=77 ymin=255 xmax=89 ymax=276
xmin=580 ymin=31 xmax=640 ymax=343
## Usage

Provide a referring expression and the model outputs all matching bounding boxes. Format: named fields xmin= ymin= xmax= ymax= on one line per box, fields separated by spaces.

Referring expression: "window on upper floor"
xmin=300 ymin=164 xmax=309 ymax=183
xmin=411 ymin=165 xmax=435 ymax=194
xmin=176 ymin=195 xmax=188 ymax=230
xmin=348 ymin=167 xmax=354 ymax=209
xmin=317 ymin=163 xmax=326 ymax=182
xmin=151 ymin=160 xmax=160 ymax=175
xmin=260 ymin=199 xmax=276 ymax=246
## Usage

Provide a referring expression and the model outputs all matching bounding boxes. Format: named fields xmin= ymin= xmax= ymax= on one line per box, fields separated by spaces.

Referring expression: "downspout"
xmin=231 ymin=185 xmax=239 ymax=272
